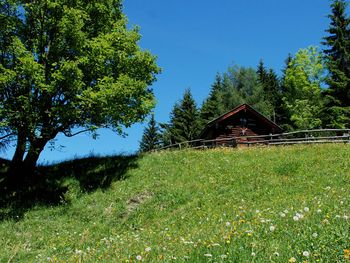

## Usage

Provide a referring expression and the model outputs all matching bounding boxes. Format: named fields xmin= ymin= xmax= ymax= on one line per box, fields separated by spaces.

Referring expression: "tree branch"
xmin=62 ymin=129 xmax=91 ymax=137
xmin=0 ymin=133 xmax=15 ymax=141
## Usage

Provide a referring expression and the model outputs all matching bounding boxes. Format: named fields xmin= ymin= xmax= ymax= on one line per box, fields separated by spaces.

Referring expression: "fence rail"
xmin=156 ymin=129 xmax=350 ymax=151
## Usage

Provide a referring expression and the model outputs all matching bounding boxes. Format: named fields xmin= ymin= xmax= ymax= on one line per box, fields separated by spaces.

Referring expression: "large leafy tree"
xmin=139 ymin=114 xmax=161 ymax=152
xmin=0 ymin=0 xmax=160 ymax=178
xmin=322 ymin=0 xmax=350 ymax=127
xmin=166 ymin=89 xmax=200 ymax=144
xmin=283 ymin=47 xmax=325 ymax=129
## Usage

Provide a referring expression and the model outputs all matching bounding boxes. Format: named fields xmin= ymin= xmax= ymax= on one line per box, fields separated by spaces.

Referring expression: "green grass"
xmin=1 ymin=144 xmax=350 ymax=262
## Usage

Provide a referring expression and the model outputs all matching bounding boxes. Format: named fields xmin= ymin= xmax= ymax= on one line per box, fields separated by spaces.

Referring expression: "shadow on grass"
xmin=0 ymin=155 xmax=139 ymax=221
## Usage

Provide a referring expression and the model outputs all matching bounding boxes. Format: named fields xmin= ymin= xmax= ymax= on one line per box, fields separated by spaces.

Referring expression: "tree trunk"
xmin=23 ymin=139 xmax=48 ymax=176
xmin=9 ymin=131 xmax=27 ymax=184
xmin=11 ymin=131 xmax=26 ymax=166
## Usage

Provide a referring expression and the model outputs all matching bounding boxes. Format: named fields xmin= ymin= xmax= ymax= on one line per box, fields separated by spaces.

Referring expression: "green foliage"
xmin=165 ymin=89 xmax=200 ymax=144
xmin=139 ymin=114 xmax=161 ymax=152
xmin=200 ymin=74 xmax=225 ymax=128
xmin=0 ymin=0 xmax=160 ymax=170
xmin=0 ymin=144 xmax=349 ymax=261
xmin=282 ymin=47 xmax=325 ymax=129
xmin=202 ymin=65 xmax=272 ymax=119
xmin=322 ymin=0 xmax=350 ymax=127
xmin=256 ymin=60 xmax=283 ymax=123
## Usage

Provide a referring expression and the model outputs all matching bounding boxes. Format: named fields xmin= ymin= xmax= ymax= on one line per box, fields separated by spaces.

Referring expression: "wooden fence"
xmin=157 ymin=129 xmax=350 ymax=151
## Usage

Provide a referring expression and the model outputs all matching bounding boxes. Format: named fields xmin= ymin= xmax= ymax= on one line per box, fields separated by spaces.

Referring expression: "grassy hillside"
xmin=0 ymin=144 xmax=350 ymax=262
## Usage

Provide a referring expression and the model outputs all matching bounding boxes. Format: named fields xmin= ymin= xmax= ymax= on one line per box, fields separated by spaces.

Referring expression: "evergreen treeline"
xmin=140 ymin=0 xmax=350 ymax=150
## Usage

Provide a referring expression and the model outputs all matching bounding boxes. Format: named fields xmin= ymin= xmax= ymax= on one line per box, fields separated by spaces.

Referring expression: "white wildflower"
xmin=225 ymin=221 xmax=231 ymax=227
xmin=251 ymin=252 xmax=256 ymax=257
xmin=304 ymin=207 xmax=310 ymax=212
xmin=322 ymin=218 xmax=329 ymax=224
xmin=293 ymin=216 xmax=299 ymax=221
xmin=279 ymin=212 xmax=286 ymax=217
xmin=303 ymin=251 xmax=310 ymax=257
xmin=312 ymin=232 xmax=318 ymax=238
xmin=204 ymin=253 xmax=212 ymax=257
xmin=145 ymin=247 xmax=151 ymax=252
xmin=136 ymin=255 xmax=142 ymax=261
xmin=317 ymin=209 xmax=322 ymax=213
xmin=274 ymin=252 xmax=280 ymax=257
xmin=269 ymin=225 xmax=276 ymax=232
xmin=255 ymin=209 xmax=260 ymax=213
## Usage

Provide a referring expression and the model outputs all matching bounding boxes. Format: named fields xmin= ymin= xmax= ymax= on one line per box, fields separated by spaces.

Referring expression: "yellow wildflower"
xmin=344 ymin=249 xmax=350 ymax=259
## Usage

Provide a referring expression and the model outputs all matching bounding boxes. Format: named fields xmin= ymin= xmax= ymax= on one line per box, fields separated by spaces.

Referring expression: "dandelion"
xmin=304 ymin=207 xmax=310 ymax=212
xmin=269 ymin=225 xmax=276 ymax=232
xmin=312 ymin=232 xmax=318 ymax=238
xmin=303 ymin=251 xmax=310 ymax=257
xmin=288 ymin=257 xmax=297 ymax=263
xmin=204 ymin=253 xmax=213 ymax=257
xmin=136 ymin=255 xmax=142 ymax=261
xmin=145 ymin=247 xmax=151 ymax=252
xmin=296 ymin=213 xmax=304 ymax=219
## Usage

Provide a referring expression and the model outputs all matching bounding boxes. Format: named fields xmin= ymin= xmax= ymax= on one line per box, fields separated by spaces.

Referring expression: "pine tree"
xmin=322 ymin=0 xmax=350 ymax=127
xmin=139 ymin=114 xmax=161 ymax=152
xmin=279 ymin=54 xmax=295 ymax=130
xmin=167 ymin=89 xmax=200 ymax=144
xmin=200 ymin=74 xmax=225 ymax=128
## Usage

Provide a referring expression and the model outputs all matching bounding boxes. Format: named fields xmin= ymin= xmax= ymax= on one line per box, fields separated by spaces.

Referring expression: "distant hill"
xmin=0 ymin=144 xmax=349 ymax=262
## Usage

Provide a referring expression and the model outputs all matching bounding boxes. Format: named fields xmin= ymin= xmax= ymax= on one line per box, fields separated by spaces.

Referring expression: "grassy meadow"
xmin=0 ymin=144 xmax=350 ymax=262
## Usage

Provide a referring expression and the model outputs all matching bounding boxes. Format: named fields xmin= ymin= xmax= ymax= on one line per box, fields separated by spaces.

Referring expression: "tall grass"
xmin=0 ymin=144 xmax=349 ymax=262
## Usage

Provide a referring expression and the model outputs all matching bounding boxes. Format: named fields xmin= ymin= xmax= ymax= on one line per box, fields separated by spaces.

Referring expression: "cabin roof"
xmin=200 ymin=103 xmax=283 ymax=137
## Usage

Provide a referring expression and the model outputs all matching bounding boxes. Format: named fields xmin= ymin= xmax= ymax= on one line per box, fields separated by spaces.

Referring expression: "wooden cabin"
xmin=199 ymin=104 xmax=283 ymax=145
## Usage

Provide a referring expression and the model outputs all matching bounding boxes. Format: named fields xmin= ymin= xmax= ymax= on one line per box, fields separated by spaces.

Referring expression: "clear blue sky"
xmin=1 ymin=0 xmax=334 ymax=163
